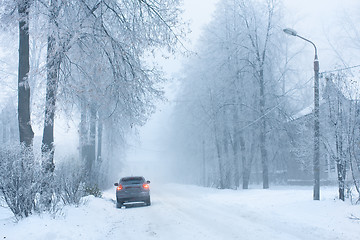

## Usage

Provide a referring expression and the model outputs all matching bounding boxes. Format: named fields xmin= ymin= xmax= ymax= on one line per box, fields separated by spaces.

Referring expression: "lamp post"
xmin=283 ymin=28 xmax=320 ymax=200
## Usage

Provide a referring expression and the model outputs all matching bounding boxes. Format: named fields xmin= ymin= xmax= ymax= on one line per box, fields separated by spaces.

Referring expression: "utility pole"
xmin=283 ymin=28 xmax=320 ymax=200
xmin=313 ymin=50 xmax=320 ymax=200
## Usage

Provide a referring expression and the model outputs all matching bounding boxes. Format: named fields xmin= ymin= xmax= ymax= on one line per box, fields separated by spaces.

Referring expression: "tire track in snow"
xmin=102 ymin=184 xmax=350 ymax=240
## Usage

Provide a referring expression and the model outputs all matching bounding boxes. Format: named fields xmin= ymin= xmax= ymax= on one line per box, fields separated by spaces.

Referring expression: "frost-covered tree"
xmin=1 ymin=0 xmax=186 ymax=193
xmin=323 ymin=73 xmax=360 ymax=201
xmin=34 ymin=0 xmax=186 ymax=185
xmin=168 ymin=0 xmax=287 ymax=189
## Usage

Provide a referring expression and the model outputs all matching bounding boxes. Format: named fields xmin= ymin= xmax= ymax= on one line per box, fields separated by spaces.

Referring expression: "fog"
xmin=124 ymin=0 xmax=360 ymax=185
xmin=2 ymin=2 xmax=360 ymax=237
xmin=122 ymin=0 xmax=221 ymax=182
xmin=1 ymin=0 xmax=360 ymax=189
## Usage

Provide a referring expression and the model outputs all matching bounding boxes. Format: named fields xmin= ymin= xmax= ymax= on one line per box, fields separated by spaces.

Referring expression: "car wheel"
xmin=145 ymin=197 xmax=151 ymax=206
xmin=116 ymin=201 xmax=123 ymax=209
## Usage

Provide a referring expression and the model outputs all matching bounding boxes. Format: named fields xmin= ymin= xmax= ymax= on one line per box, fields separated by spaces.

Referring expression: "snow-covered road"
xmin=103 ymin=184 xmax=360 ymax=240
xmin=1 ymin=184 xmax=360 ymax=239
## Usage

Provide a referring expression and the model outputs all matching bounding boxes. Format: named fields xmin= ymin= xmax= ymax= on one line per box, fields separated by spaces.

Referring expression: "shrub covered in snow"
xmin=0 ymin=144 xmax=42 ymax=219
xmin=54 ymin=159 xmax=87 ymax=206
xmin=0 ymin=145 xmax=96 ymax=218
xmin=84 ymin=184 xmax=102 ymax=198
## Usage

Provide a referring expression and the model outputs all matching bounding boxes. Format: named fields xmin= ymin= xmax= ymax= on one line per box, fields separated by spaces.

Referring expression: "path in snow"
xmin=102 ymin=184 xmax=359 ymax=240
xmin=1 ymin=184 xmax=359 ymax=240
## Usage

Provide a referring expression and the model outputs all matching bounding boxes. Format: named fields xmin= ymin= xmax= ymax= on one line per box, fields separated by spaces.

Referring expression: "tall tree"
xmin=167 ymin=0 xmax=286 ymax=189
xmin=238 ymin=0 xmax=277 ymax=189
xmin=40 ymin=0 xmax=186 ymax=181
xmin=17 ymin=0 xmax=34 ymax=147
xmin=323 ymin=74 xmax=357 ymax=201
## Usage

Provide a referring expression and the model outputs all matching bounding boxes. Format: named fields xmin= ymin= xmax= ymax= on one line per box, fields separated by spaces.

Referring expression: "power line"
xmin=321 ymin=64 xmax=360 ymax=75
xmin=172 ymin=64 xmax=360 ymax=133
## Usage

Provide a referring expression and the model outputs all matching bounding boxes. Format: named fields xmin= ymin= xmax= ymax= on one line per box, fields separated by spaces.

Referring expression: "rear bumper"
xmin=117 ymin=196 xmax=149 ymax=203
xmin=116 ymin=191 xmax=150 ymax=203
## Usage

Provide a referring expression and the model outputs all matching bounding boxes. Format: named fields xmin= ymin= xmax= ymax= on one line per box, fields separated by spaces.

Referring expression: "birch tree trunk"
xmin=79 ymin=100 xmax=88 ymax=162
xmin=42 ymin=0 xmax=62 ymax=173
xmin=259 ymin=68 xmax=269 ymax=189
xmin=87 ymin=104 xmax=97 ymax=184
xmin=42 ymin=32 xmax=60 ymax=172
xmin=232 ymin=107 xmax=240 ymax=189
xmin=97 ymin=116 xmax=103 ymax=163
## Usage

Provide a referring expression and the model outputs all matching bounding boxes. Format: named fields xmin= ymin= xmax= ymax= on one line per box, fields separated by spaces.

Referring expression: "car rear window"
xmin=121 ymin=177 xmax=144 ymax=184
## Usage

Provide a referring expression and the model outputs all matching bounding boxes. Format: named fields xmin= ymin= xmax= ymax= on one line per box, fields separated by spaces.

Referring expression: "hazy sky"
xmin=125 ymin=0 xmax=221 ymax=176
xmin=182 ymin=0 xmax=220 ymax=43
xmin=284 ymin=0 xmax=360 ymax=69
xmin=126 ymin=0 xmax=360 ymax=175
xmin=154 ymin=0 xmax=360 ymax=81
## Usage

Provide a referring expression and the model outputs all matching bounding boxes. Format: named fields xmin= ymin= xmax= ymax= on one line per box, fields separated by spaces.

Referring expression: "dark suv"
xmin=114 ymin=176 xmax=151 ymax=208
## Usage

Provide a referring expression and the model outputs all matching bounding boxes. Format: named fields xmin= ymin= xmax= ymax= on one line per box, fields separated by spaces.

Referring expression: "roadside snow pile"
xmin=1 ymin=184 xmax=360 ymax=240
xmin=0 ymin=196 xmax=114 ymax=240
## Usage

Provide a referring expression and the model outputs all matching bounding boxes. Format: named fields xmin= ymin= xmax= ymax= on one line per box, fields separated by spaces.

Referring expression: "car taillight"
xmin=117 ymin=184 xmax=123 ymax=191
xmin=142 ymin=183 xmax=149 ymax=190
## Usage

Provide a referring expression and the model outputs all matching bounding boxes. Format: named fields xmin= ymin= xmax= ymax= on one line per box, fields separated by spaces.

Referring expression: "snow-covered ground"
xmin=1 ymin=184 xmax=359 ymax=240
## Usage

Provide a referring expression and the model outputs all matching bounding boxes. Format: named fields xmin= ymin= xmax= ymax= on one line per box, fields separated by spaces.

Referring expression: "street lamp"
xmin=283 ymin=28 xmax=320 ymax=200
